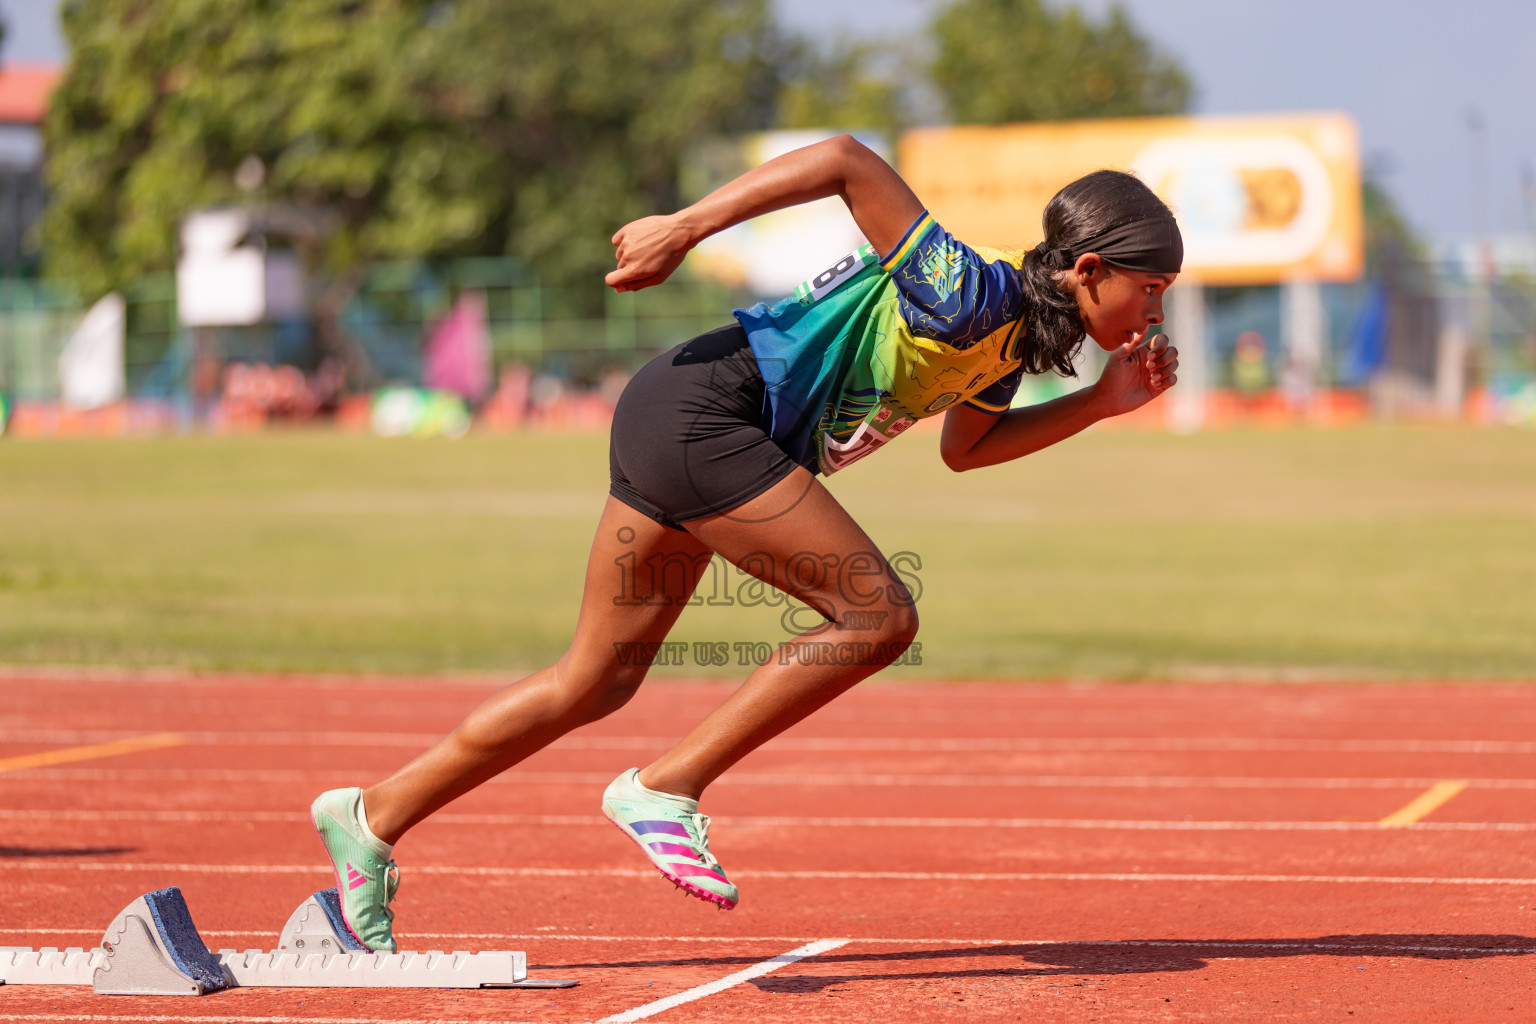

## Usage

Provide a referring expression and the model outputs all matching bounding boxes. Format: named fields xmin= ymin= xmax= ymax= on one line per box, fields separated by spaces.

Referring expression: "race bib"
xmin=795 ymin=244 xmax=879 ymax=306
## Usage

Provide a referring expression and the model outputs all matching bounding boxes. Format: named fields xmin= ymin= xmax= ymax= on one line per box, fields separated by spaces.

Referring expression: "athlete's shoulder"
xmin=881 ymin=213 xmax=1025 ymax=348
xmin=969 ymin=243 xmax=1027 ymax=272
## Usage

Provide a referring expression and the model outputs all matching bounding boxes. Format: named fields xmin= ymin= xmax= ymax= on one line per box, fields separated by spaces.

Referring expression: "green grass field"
xmin=1 ymin=425 xmax=1533 ymax=680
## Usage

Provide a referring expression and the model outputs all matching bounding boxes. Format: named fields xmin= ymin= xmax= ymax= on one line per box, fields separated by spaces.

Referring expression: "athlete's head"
xmin=1018 ymin=170 xmax=1183 ymax=375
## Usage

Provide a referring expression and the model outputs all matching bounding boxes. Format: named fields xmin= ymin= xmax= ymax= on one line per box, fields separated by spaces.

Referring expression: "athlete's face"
xmin=1068 ymin=256 xmax=1176 ymax=350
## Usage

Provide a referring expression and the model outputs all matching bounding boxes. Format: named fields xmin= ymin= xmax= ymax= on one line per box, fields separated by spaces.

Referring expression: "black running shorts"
xmin=608 ymin=323 xmax=803 ymax=531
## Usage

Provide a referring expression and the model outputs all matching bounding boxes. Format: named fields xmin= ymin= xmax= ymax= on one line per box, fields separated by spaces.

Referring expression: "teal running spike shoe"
xmin=601 ymin=768 xmax=738 ymax=909
xmin=310 ymin=787 xmax=400 ymax=952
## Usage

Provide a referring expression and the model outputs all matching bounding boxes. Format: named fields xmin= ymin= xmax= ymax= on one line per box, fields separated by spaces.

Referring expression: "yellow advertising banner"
xmin=898 ymin=112 xmax=1363 ymax=285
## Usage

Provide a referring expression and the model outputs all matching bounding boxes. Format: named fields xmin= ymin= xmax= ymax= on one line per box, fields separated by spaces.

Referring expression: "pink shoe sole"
xmin=605 ymin=816 xmax=738 ymax=910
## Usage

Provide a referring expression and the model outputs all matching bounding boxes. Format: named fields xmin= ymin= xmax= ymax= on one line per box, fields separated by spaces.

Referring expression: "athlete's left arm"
xmin=940 ymin=334 xmax=1178 ymax=472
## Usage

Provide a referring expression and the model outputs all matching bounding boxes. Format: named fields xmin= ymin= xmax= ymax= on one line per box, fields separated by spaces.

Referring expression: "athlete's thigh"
xmin=680 ymin=466 xmax=913 ymax=624
xmin=564 ymin=496 xmax=716 ymax=673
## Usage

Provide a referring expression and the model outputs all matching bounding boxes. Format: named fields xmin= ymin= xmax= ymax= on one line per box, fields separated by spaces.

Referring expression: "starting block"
xmin=0 ymin=886 xmax=576 ymax=995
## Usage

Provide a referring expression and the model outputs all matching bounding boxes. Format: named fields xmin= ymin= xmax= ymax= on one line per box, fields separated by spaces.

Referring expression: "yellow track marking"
xmin=0 ymin=732 xmax=186 ymax=774
xmin=1380 ymin=780 xmax=1468 ymax=827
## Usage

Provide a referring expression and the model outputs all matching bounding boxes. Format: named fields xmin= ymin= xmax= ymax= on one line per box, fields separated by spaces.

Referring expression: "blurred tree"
xmin=1362 ymin=175 xmax=1425 ymax=273
xmin=441 ymin=0 xmax=779 ymax=287
xmin=929 ymin=0 xmax=1190 ymax=123
xmin=42 ymin=0 xmax=778 ymax=300
xmin=1358 ymin=172 xmax=1440 ymax=388
xmin=776 ymin=39 xmax=908 ymax=135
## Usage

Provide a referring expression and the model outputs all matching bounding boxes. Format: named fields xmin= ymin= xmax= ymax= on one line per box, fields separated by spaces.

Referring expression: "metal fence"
xmin=0 ymin=277 xmax=78 ymax=400
xmin=346 ymin=257 xmax=752 ymax=386
xmin=0 ymin=257 xmax=756 ymax=402
xmin=0 ymin=272 xmax=182 ymax=401
xmin=0 ymin=255 xmax=1531 ymax=417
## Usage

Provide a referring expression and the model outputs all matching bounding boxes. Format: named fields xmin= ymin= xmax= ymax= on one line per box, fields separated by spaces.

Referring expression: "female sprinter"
xmin=310 ymin=134 xmax=1182 ymax=951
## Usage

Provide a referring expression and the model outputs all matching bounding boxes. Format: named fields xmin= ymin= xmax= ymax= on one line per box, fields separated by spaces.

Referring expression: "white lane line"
xmin=10 ymin=767 xmax=1536 ymax=790
xmin=4 ymin=808 xmax=1532 ymax=831
xmin=9 ymin=861 xmax=1536 ymax=885
xmin=5 ymin=730 xmax=1536 ymax=754
xmin=595 ymin=938 xmax=848 ymax=1023
xmin=0 ymin=1016 xmax=546 ymax=1024
xmin=0 ymin=728 xmax=442 ymax=748
xmin=7 ymin=928 xmax=1530 ymax=957
xmin=710 ymin=816 xmax=1536 ymax=833
xmin=365 ymin=935 xmax=1536 ymax=955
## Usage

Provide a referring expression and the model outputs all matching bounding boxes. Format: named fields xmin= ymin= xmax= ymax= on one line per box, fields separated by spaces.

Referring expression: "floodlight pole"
xmin=1166 ymin=277 xmax=1206 ymax=433
xmin=1280 ymin=275 xmax=1327 ymax=419
xmin=1465 ymin=108 xmax=1493 ymax=367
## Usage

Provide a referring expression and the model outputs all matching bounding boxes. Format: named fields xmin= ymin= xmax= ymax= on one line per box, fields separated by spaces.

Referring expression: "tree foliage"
xmin=1362 ymin=176 xmax=1425 ymax=273
xmin=43 ymin=0 xmax=777 ymax=298
xmin=41 ymin=0 xmax=1197 ymax=301
xmin=776 ymin=39 xmax=908 ymax=136
xmin=929 ymin=0 xmax=1191 ymax=124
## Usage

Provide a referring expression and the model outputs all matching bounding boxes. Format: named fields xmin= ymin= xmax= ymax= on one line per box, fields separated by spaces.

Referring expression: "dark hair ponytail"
xmin=1017 ymin=169 xmax=1178 ymax=377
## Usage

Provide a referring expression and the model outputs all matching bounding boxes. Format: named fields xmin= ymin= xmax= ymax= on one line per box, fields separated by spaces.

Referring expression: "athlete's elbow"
xmin=941 ymin=446 xmax=976 ymax=473
xmin=829 ymin=133 xmax=869 ymax=160
xmin=827 ymin=133 xmax=885 ymax=179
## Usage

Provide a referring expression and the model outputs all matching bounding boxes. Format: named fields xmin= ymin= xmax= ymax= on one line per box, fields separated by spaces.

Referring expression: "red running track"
xmin=0 ymin=671 xmax=1533 ymax=1023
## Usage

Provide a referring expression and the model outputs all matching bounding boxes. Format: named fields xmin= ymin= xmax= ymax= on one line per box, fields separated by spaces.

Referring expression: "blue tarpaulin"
xmin=1341 ymin=283 xmax=1390 ymax=385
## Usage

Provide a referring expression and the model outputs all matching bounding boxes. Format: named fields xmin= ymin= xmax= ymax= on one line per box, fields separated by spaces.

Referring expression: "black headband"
xmin=1033 ymin=217 xmax=1184 ymax=275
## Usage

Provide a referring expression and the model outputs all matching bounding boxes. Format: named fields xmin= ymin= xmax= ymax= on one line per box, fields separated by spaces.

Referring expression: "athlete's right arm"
xmin=605 ymin=134 xmax=923 ymax=293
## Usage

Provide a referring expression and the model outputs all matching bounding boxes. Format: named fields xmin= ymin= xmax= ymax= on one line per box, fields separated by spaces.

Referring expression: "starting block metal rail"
xmin=0 ymin=886 xmax=577 ymax=995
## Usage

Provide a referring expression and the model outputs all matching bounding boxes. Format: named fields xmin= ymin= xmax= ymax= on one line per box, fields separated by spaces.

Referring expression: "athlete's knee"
xmin=868 ymin=601 xmax=919 ymax=661
xmin=579 ymin=680 xmax=644 ymax=722
xmin=826 ymin=596 xmax=918 ymax=658
xmin=882 ymin=600 xmax=919 ymax=647
xmin=553 ymin=651 xmax=648 ymax=722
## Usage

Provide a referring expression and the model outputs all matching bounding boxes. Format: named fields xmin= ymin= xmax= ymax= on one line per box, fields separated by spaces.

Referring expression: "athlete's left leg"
xmin=636 ymin=465 xmax=919 ymax=800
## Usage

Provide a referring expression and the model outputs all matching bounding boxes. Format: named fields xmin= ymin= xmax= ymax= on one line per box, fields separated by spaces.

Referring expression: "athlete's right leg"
xmin=360 ymin=496 xmax=714 ymax=844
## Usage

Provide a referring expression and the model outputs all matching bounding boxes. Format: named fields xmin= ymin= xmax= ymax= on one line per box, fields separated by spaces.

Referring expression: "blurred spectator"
xmin=1232 ymin=330 xmax=1269 ymax=401
xmin=217 ymin=358 xmax=346 ymax=429
xmin=480 ymin=363 xmax=533 ymax=431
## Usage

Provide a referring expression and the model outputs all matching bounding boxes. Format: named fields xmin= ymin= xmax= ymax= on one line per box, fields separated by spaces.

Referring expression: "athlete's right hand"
xmin=1092 ymin=330 xmax=1179 ymax=417
xmin=606 ymin=214 xmax=695 ymax=293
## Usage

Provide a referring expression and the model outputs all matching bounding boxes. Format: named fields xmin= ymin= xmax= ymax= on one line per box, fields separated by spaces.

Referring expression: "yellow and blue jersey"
xmin=734 ymin=211 xmax=1028 ymax=475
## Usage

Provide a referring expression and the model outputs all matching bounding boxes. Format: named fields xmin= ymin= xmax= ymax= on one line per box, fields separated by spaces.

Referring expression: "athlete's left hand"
xmin=1093 ymin=331 xmax=1179 ymax=416
xmin=606 ymin=214 xmax=694 ymax=293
